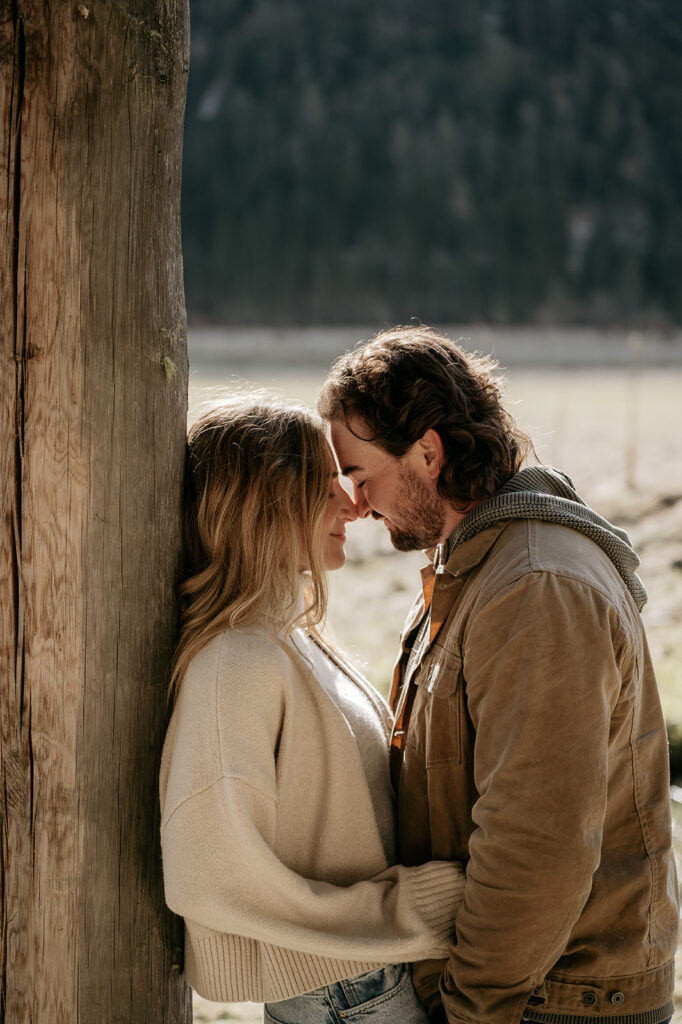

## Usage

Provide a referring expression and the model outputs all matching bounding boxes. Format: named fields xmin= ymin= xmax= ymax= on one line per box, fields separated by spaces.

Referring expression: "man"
xmin=318 ymin=325 xmax=678 ymax=1024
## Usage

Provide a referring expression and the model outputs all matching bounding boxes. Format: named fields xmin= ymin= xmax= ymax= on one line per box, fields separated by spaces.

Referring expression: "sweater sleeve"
xmin=160 ymin=633 xmax=465 ymax=966
xmin=161 ymin=772 xmax=464 ymax=963
xmin=440 ymin=571 xmax=624 ymax=1024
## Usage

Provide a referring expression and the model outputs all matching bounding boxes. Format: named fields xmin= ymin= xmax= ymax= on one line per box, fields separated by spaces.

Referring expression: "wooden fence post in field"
xmin=1 ymin=1 xmax=192 ymax=1021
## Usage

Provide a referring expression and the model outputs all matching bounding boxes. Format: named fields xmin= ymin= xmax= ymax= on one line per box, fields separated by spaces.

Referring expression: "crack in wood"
xmin=27 ymin=705 xmax=33 ymax=839
xmin=2 ymin=9 xmax=27 ymax=1017
xmin=11 ymin=12 xmax=27 ymax=742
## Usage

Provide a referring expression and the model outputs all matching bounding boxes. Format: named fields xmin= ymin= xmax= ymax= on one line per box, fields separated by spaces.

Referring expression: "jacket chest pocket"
xmin=406 ymin=643 xmax=463 ymax=767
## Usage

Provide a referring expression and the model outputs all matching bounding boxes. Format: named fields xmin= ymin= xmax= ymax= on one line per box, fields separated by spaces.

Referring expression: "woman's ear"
xmin=417 ymin=428 xmax=445 ymax=480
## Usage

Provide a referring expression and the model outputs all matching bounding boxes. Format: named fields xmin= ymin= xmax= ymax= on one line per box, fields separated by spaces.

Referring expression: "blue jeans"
xmin=263 ymin=963 xmax=430 ymax=1024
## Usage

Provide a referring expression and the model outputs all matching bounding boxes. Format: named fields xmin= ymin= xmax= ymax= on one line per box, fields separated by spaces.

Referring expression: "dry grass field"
xmin=187 ymin=340 xmax=682 ymax=1024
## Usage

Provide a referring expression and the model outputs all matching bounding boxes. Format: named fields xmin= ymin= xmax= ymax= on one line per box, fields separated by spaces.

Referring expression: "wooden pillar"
xmin=0 ymin=1 xmax=192 ymax=1020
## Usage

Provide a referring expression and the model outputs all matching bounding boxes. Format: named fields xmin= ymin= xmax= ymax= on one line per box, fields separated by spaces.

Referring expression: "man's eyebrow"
xmin=340 ymin=464 xmax=363 ymax=476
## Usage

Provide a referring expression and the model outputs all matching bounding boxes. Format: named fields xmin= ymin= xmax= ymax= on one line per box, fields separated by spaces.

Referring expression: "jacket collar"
xmin=435 ymin=519 xmax=509 ymax=579
xmin=428 ymin=521 xmax=509 ymax=639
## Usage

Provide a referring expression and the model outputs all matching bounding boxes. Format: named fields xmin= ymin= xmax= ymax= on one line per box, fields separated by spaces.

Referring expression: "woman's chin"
xmin=324 ymin=547 xmax=347 ymax=572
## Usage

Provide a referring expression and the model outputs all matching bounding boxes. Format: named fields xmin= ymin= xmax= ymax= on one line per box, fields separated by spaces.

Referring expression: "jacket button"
xmin=610 ymin=993 xmax=625 ymax=1006
xmin=582 ymin=992 xmax=598 ymax=1007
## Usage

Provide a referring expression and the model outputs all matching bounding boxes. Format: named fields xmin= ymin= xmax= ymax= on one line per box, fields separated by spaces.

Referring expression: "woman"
xmin=159 ymin=396 xmax=464 ymax=1024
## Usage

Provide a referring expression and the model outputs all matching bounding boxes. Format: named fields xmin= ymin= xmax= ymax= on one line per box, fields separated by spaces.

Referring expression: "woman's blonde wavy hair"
xmin=168 ymin=395 xmax=332 ymax=705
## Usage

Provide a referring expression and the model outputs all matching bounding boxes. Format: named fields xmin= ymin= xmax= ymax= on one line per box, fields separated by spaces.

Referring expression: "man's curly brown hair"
xmin=318 ymin=325 xmax=532 ymax=508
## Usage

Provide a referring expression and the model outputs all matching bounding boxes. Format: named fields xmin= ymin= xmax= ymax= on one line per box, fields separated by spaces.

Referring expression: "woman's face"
xmin=322 ymin=444 xmax=358 ymax=571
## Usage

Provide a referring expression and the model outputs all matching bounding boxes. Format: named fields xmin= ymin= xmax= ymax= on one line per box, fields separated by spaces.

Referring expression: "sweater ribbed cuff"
xmin=408 ymin=860 xmax=466 ymax=954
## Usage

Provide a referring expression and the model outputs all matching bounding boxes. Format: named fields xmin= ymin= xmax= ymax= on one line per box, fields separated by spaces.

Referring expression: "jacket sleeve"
xmin=440 ymin=570 xmax=625 ymax=1024
xmin=160 ymin=636 xmax=465 ymax=966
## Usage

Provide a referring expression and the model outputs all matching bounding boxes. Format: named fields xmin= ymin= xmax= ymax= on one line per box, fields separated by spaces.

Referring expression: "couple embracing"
xmin=159 ymin=326 xmax=678 ymax=1024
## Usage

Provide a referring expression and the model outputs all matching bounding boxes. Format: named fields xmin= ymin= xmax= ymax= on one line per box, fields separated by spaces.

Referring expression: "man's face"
xmin=330 ymin=416 xmax=448 ymax=551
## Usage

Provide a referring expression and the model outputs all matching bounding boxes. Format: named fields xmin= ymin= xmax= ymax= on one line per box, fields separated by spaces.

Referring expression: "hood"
xmin=444 ymin=466 xmax=647 ymax=610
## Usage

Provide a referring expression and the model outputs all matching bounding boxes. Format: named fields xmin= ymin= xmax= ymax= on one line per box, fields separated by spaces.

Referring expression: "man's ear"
xmin=417 ymin=428 xmax=445 ymax=480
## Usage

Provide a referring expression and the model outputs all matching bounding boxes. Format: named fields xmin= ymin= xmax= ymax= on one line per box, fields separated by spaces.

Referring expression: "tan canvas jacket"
xmin=391 ymin=518 xmax=679 ymax=1024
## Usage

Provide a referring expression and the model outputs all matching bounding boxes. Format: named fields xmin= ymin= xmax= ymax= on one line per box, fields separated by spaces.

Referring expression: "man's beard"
xmin=382 ymin=465 xmax=447 ymax=552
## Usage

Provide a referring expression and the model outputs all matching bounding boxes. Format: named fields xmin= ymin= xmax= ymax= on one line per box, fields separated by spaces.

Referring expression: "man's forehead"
xmin=329 ymin=418 xmax=391 ymax=475
xmin=330 ymin=417 xmax=370 ymax=457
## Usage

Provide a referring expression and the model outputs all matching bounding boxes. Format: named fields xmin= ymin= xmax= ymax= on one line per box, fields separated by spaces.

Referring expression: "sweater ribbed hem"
xmin=185 ymin=928 xmax=388 ymax=1002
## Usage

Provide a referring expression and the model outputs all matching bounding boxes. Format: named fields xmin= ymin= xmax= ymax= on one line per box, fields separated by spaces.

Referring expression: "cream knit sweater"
xmin=159 ymin=623 xmax=465 ymax=1002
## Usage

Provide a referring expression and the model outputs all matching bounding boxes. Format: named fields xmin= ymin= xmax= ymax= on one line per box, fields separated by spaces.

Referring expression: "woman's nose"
xmin=331 ymin=477 xmax=359 ymax=522
xmin=339 ymin=486 xmax=359 ymax=522
xmin=353 ymin=485 xmax=372 ymax=518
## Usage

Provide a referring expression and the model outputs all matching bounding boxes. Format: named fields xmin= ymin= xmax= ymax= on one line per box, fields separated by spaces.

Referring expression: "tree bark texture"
xmin=0 ymin=1 xmax=191 ymax=1020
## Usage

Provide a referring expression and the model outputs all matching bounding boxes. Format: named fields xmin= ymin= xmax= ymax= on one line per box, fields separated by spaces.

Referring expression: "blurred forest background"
xmin=182 ymin=0 xmax=682 ymax=326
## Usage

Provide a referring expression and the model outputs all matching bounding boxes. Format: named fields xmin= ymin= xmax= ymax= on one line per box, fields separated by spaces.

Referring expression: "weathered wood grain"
xmin=1 ymin=1 xmax=192 ymax=1020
